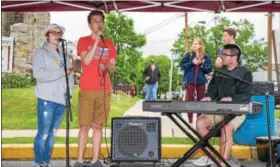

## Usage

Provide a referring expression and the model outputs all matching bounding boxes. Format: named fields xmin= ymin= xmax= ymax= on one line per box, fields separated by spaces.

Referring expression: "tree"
xmin=171 ymin=16 xmax=268 ymax=72
xmin=104 ymin=13 xmax=146 ymax=85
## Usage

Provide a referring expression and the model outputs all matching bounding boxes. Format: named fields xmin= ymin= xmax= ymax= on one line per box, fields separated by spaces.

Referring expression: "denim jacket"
xmin=180 ymin=52 xmax=212 ymax=86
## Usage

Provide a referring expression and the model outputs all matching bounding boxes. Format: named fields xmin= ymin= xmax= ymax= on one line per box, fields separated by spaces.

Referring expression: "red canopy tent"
xmin=1 ymin=0 xmax=280 ymax=80
xmin=2 ymin=1 xmax=280 ymax=13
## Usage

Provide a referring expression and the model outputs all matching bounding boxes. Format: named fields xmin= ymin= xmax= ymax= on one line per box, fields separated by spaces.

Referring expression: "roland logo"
xmin=129 ymin=122 xmax=142 ymax=126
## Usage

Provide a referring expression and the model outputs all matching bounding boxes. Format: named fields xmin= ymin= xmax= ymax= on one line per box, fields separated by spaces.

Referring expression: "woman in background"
xmin=180 ymin=39 xmax=212 ymax=124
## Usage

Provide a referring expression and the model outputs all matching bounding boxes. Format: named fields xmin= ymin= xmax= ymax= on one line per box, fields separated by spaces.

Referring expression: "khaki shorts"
xmin=78 ymin=89 xmax=111 ymax=125
xmin=199 ymin=114 xmax=246 ymax=132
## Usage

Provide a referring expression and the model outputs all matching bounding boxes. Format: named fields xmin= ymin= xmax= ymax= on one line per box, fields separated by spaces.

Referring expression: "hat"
xmin=44 ymin=23 xmax=65 ymax=35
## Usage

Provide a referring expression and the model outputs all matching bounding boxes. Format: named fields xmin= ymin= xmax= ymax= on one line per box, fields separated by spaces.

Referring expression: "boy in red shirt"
xmin=74 ymin=10 xmax=117 ymax=167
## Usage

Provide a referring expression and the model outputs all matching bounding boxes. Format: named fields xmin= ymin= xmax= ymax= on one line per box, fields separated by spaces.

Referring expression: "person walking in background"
xmin=33 ymin=23 xmax=74 ymax=167
xmin=143 ymin=59 xmax=161 ymax=101
xmin=180 ymin=39 xmax=212 ymax=123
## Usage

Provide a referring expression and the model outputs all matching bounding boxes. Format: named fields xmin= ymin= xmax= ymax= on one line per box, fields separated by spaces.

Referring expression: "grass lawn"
xmin=275 ymin=109 xmax=280 ymax=119
xmin=2 ymin=87 xmax=139 ymax=129
xmin=2 ymin=137 xmax=220 ymax=145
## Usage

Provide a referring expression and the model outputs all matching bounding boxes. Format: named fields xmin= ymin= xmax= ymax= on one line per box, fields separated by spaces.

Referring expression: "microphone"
xmin=99 ymin=26 xmax=104 ymax=42
xmin=59 ymin=38 xmax=67 ymax=42
xmin=215 ymin=69 xmax=251 ymax=85
xmin=100 ymin=35 xmax=104 ymax=41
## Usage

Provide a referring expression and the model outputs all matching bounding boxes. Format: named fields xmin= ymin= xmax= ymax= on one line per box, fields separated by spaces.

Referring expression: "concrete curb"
xmin=2 ymin=144 xmax=256 ymax=160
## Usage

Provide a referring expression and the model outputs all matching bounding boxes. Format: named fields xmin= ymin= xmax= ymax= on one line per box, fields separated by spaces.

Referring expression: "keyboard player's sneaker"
xmin=192 ymin=156 xmax=214 ymax=166
xmin=211 ymin=156 xmax=243 ymax=167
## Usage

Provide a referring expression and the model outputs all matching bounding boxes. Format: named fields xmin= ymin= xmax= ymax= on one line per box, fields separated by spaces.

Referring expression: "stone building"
xmin=2 ymin=12 xmax=50 ymax=74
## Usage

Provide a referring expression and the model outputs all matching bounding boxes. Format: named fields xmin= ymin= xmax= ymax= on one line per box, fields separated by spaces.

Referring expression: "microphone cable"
xmin=97 ymin=37 xmax=111 ymax=165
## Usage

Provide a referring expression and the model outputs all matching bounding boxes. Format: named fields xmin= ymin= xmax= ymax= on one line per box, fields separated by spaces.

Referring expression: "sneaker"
xmin=44 ymin=162 xmax=51 ymax=167
xmin=211 ymin=156 xmax=242 ymax=167
xmin=192 ymin=156 xmax=215 ymax=166
xmin=73 ymin=161 xmax=84 ymax=167
xmin=89 ymin=160 xmax=104 ymax=167
xmin=227 ymin=156 xmax=243 ymax=167
xmin=211 ymin=163 xmax=225 ymax=167
xmin=35 ymin=164 xmax=45 ymax=167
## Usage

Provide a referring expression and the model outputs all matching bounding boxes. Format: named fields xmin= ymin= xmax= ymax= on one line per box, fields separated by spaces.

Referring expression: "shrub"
xmin=1 ymin=73 xmax=36 ymax=88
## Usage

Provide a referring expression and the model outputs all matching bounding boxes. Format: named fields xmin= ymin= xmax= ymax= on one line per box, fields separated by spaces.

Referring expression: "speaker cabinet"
xmin=111 ymin=117 xmax=161 ymax=162
xmin=252 ymin=81 xmax=274 ymax=95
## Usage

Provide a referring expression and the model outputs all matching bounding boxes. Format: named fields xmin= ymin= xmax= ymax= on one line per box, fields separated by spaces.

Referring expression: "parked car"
xmin=130 ymin=86 xmax=136 ymax=97
xmin=115 ymin=83 xmax=136 ymax=97
xmin=172 ymin=91 xmax=183 ymax=100
xmin=142 ymin=84 xmax=147 ymax=99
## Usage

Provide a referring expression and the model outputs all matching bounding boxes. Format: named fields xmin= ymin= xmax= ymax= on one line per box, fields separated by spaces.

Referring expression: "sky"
xmin=50 ymin=12 xmax=280 ymax=57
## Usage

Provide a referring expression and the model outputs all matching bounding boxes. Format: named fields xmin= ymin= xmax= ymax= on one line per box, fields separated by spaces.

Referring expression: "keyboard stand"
xmin=163 ymin=112 xmax=236 ymax=167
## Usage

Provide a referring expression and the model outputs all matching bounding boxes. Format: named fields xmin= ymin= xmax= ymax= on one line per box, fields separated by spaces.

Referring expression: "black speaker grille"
xmin=252 ymin=81 xmax=274 ymax=95
xmin=117 ymin=126 xmax=148 ymax=157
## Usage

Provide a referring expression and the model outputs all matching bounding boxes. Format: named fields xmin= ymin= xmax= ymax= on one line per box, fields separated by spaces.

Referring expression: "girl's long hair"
xmin=190 ymin=39 xmax=205 ymax=59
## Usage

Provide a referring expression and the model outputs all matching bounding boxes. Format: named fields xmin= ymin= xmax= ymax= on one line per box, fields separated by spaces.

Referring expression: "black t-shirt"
xmin=205 ymin=66 xmax=253 ymax=102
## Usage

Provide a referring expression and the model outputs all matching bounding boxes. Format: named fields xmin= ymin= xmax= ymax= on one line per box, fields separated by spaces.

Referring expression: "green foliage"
xmin=104 ymin=13 xmax=184 ymax=94
xmin=104 ymin=13 xmax=146 ymax=86
xmin=1 ymin=73 xmax=36 ymax=88
xmin=172 ymin=16 xmax=268 ymax=72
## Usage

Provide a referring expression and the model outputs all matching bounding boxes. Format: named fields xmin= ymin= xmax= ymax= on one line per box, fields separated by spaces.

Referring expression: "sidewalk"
xmin=2 ymin=129 xmax=112 ymax=138
xmin=2 ymin=99 xmax=257 ymax=160
xmin=125 ymin=99 xmax=195 ymax=137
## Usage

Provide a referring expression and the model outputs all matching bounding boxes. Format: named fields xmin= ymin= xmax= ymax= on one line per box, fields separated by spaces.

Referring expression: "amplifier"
xmin=252 ymin=81 xmax=274 ymax=95
xmin=111 ymin=117 xmax=161 ymax=162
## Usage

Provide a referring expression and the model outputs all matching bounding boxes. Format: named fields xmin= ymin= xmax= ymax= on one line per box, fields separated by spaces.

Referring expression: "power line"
xmin=149 ymin=37 xmax=177 ymax=44
xmin=148 ymin=17 xmax=217 ymax=45
xmin=141 ymin=13 xmax=184 ymax=35
xmin=140 ymin=13 xmax=181 ymax=34
xmin=144 ymin=14 xmax=184 ymax=35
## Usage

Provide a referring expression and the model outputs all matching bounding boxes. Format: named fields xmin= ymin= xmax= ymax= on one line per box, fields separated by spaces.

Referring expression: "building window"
xmin=2 ymin=37 xmax=14 ymax=73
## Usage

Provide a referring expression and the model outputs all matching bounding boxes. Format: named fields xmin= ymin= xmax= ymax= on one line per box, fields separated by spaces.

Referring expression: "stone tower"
xmin=2 ymin=12 xmax=50 ymax=74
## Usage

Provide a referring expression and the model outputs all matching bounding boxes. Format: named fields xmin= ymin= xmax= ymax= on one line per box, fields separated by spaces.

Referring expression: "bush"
xmin=1 ymin=73 xmax=36 ymax=88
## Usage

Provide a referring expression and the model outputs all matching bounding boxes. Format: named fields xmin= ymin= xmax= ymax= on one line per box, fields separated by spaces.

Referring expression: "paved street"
xmin=2 ymin=160 xmax=268 ymax=167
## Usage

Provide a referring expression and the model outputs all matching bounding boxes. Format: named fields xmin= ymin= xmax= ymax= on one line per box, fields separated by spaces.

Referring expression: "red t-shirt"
xmin=77 ymin=35 xmax=117 ymax=90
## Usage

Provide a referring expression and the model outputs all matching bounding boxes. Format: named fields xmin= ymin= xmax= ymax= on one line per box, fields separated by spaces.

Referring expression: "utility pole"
xmin=169 ymin=54 xmax=174 ymax=100
xmin=184 ymin=12 xmax=188 ymax=101
xmin=185 ymin=12 xmax=189 ymax=51
xmin=268 ymin=12 xmax=273 ymax=81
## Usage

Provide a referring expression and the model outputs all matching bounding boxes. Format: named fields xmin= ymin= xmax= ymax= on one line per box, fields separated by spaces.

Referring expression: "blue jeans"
xmin=146 ymin=82 xmax=158 ymax=101
xmin=34 ymin=98 xmax=65 ymax=165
